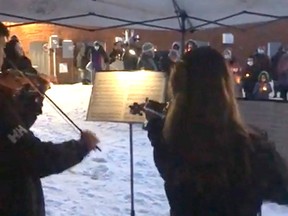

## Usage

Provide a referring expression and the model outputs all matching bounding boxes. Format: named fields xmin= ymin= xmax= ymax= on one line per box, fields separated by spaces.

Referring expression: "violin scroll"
xmin=129 ymin=98 xmax=168 ymax=119
xmin=129 ymin=102 xmax=145 ymax=116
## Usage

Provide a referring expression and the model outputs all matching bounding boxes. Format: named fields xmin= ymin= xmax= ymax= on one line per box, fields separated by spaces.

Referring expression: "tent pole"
xmin=171 ymin=0 xmax=189 ymax=55
xmin=180 ymin=12 xmax=187 ymax=56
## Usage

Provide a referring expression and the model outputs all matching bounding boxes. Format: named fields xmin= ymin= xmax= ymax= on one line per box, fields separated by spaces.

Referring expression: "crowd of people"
xmin=76 ymin=34 xmax=288 ymax=103
xmin=227 ymin=46 xmax=288 ymax=101
xmin=75 ymin=35 xmax=198 ymax=84
xmin=1 ymin=20 xmax=288 ymax=216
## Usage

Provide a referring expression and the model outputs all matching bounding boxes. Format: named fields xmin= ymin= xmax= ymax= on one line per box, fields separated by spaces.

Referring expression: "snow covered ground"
xmin=31 ymin=83 xmax=288 ymax=216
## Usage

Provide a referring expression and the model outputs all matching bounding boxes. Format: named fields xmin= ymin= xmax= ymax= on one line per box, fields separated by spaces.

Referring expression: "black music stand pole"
xmin=129 ymin=123 xmax=135 ymax=216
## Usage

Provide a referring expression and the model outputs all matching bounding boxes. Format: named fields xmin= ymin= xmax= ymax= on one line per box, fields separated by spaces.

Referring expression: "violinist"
xmin=134 ymin=47 xmax=288 ymax=216
xmin=0 ymin=22 xmax=100 ymax=216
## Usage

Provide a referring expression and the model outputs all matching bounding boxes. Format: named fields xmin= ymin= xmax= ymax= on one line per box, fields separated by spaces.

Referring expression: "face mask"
xmin=247 ymin=58 xmax=254 ymax=66
xmin=257 ymin=48 xmax=265 ymax=54
xmin=94 ymin=45 xmax=100 ymax=51
xmin=128 ymin=49 xmax=136 ymax=55
xmin=223 ymin=49 xmax=232 ymax=60
xmin=224 ymin=54 xmax=231 ymax=60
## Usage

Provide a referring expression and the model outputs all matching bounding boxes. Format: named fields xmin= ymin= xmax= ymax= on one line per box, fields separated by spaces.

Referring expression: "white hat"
xmin=171 ymin=41 xmax=180 ymax=50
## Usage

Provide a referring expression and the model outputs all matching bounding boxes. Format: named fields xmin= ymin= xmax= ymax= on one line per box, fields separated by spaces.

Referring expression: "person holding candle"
xmin=252 ymin=71 xmax=272 ymax=100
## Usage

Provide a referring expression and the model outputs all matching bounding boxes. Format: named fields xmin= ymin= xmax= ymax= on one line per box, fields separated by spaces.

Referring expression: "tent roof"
xmin=0 ymin=0 xmax=287 ymax=31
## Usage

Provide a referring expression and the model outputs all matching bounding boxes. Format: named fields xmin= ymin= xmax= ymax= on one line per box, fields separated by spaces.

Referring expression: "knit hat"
xmin=142 ymin=42 xmax=154 ymax=53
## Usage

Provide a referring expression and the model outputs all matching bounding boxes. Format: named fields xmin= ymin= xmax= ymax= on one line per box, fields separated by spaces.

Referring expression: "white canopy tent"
xmin=1 ymin=2 xmax=288 ymax=215
xmin=1 ymin=0 xmax=287 ymax=53
xmin=0 ymin=0 xmax=287 ymax=31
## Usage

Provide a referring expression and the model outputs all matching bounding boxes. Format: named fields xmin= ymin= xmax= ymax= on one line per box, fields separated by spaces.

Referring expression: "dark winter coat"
xmin=122 ymin=46 xmax=140 ymax=71
xmin=271 ymin=49 xmax=285 ymax=81
xmin=0 ymin=93 xmax=90 ymax=216
xmin=2 ymin=56 xmax=32 ymax=72
xmin=241 ymin=66 xmax=259 ymax=97
xmin=147 ymin=118 xmax=288 ymax=216
xmin=109 ymin=48 xmax=123 ymax=64
xmin=88 ymin=46 xmax=109 ymax=72
xmin=252 ymin=82 xmax=272 ymax=100
xmin=76 ymin=44 xmax=90 ymax=70
xmin=275 ymin=53 xmax=288 ymax=91
xmin=137 ymin=54 xmax=158 ymax=71
xmin=159 ymin=56 xmax=175 ymax=75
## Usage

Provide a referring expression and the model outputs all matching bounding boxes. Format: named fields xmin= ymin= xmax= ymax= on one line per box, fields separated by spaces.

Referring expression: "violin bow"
xmin=7 ymin=61 xmax=101 ymax=151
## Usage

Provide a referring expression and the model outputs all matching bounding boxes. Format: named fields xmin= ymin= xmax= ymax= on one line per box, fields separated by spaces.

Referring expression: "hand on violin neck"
xmin=129 ymin=102 xmax=145 ymax=116
xmin=129 ymin=98 xmax=166 ymax=121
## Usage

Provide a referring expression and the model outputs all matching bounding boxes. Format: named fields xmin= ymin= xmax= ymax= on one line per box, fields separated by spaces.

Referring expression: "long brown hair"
xmin=163 ymin=47 xmax=251 ymax=183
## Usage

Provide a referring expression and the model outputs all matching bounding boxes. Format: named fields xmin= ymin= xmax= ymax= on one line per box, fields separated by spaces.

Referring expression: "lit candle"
xmin=236 ymin=77 xmax=241 ymax=84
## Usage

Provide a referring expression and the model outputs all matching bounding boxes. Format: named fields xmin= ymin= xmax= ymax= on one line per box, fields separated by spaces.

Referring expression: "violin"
xmin=1 ymin=67 xmax=102 ymax=151
xmin=0 ymin=69 xmax=50 ymax=97
xmin=129 ymin=98 xmax=169 ymax=119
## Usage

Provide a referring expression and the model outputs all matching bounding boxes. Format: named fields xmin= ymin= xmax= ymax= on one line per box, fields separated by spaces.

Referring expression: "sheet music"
xmin=86 ymin=71 xmax=167 ymax=123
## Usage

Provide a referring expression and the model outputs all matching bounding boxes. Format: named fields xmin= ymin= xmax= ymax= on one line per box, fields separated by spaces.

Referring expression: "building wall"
xmin=7 ymin=19 xmax=288 ymax=67
xmin=191 ymin=19 xmax=288 ymax=65
xmin=7 ymin=24 xmax=181 ymax=55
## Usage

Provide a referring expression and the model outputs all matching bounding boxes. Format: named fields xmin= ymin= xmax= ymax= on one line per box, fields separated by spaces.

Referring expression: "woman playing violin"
xmin=0 ymin=22 xmax=101 ymax=216
xmin=144 ymin=46 xmax=288 ymax=216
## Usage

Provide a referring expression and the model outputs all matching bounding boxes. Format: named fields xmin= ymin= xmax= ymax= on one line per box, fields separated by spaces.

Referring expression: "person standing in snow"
xmin=0 ymin=22 xmax=100 ymax=216
xmin=159 ymin=48 xmax=180 ymax=76
xmin=86 ymin=41 xmax=109 ymax=83
xmin=144 ymin=47 xmax=288 ymax=216
xmin=137 ymin=42 xmax=158 ymax=71
xmin=252 ymin=71 xmax=272 ymax=100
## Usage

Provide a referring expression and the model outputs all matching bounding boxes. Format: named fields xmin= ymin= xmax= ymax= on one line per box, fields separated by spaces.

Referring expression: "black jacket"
xmin=147 ymin=118 xmax=288 ymax=216
xmin=137 ymin=54 xmax=158 ymax=71
xmin=0 ymin=93 xmax=90 ymax=216
xmin=2 ymin=56 xmax=32 ymax=72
